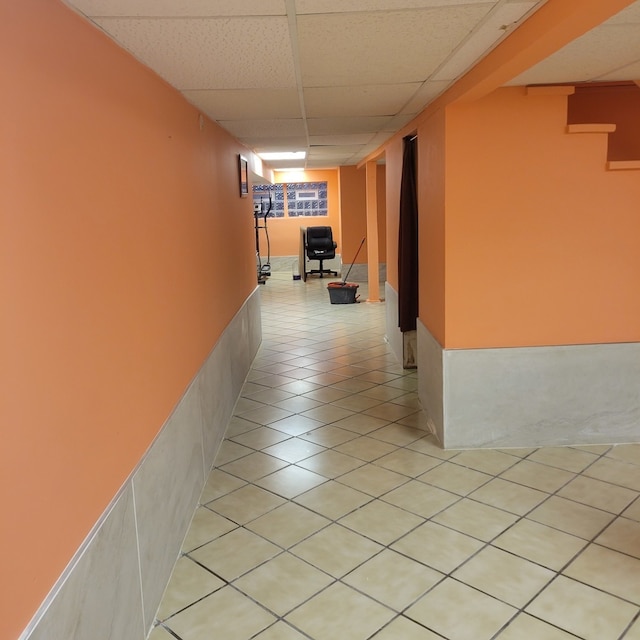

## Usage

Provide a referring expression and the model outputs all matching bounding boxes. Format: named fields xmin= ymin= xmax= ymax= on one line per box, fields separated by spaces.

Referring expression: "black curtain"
xmin=398 ymin=134 xmax=418 ymax=332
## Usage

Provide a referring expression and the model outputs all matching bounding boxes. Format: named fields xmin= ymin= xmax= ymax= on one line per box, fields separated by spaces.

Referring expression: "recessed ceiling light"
xmin=258 ymin=151 xmax=306 ymax=161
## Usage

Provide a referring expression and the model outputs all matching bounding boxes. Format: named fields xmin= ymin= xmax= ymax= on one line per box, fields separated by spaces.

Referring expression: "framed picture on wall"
xmin=238 ymin=155 xmax=249 ymax=197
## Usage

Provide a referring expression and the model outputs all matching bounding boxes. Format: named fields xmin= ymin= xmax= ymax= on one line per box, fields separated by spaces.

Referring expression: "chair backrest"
xmin=306 ymin=226 xmax=336 ymax=258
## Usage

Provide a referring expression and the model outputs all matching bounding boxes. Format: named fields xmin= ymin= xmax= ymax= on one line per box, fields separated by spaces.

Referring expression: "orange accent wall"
xmin=568 ymin=83 xmax=640 ymax=161
xmin=264 ymin=169 xmax=340 ymax=257
xmin=444 ymin=87 xmax=640 ymax=349
xmin=338 ymin=164 xmax=387 ymax=266
xmin=2 ymin=2 xmax=256 ymax=637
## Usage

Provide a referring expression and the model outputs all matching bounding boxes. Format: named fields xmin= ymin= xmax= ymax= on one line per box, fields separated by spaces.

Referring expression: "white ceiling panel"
xmin=508 ymin=22 xmax=640 ymax=86
xmin=93 ymin=16 xmax=296 ymax=90
xmin=183 ymin=89 xmax=301 ymax=121
xmin=304 ymin=84 xmax=422 ymax=118
xmin=66 ymin=0 xmax=285 ymax=17
xmin=297 ymin=6 xmax=493 ymax=86
xmin=63 ymin=0 xmax=640 ymax=168
xmin=218 ymin=119 xmax=307 ymax=138
xmin=307 ymin=116 xmax=393 ymax=135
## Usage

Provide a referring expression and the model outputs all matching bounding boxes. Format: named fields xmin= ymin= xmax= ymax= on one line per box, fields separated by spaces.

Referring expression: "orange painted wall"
xmin=261 ymin=169 xmax=340 ymax=257
xmin=417 ymin=111 xmax=448 ymax=346
xmin=444 ymin=87 xmax=640 ymax=349
xmin=1 ymin=1 xmax=256 ymax=637
xmin=568 ymin=83 xmax=640 ymax=161
xmin=338 ymin=164 xmax=386 ymax=266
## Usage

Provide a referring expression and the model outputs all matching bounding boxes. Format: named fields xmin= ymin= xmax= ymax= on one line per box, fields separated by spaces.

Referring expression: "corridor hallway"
xmin=150 ymin=274 xmax=640 ymax=640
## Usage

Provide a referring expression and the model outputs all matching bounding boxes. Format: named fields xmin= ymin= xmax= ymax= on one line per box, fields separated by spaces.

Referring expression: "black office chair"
xmin=305 ymin=226 xmax=338 ymax=278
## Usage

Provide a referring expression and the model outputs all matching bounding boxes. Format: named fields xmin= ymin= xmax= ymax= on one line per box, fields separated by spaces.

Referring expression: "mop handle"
xmin=342 ymin=237 xmax=366 ymax=284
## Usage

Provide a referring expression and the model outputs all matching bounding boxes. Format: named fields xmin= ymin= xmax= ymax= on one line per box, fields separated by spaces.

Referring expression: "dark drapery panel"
xmin=398 ymin=134 xmax=418 ymax=332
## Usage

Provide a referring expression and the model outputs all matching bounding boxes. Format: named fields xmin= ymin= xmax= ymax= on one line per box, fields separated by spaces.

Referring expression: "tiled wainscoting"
xmin=21 ymin=288 xmax=262 ymax=640
xmin=417 ymin=319 xmax=640 ymax=449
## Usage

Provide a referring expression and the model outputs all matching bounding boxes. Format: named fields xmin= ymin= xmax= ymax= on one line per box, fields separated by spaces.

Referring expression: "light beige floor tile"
xmin=382 ymin=480 xmax=459 ymax=519
xmin=247 ymin=388 xmax=295 ymax=405
xmin=165 ymin=586 xmax=276 ymax=640
xmin=500 ymin=460 xmax=575 ymax=493
xmin=406 ymin=435 xmax=460 ymax=459
xmin=299 ymin=424 xmax=359 ymax=447
xmin=262 ymin=437 xmax=326 ymax=463
xmin=624 ymin=497 xmax=640 ymax=521
xmin=253 ymin=621 xmax=310 ymax=640
xmin=277 ymin=380 xmax=323 ymax=396
xmin=234 ymin=552 xmax=333 ymax=616
xmin=370 ymin=616 xmax=443 ymax=639
xmin=584 ymin=457 xmax=640 ymax=491
xmin=219 ymin=451 xmax=288 ymax=482
xmin=296 ymin=449 xmax=365 ymax=479
xmin=368 ymin=423 xmax=425 ymax=446
xmin=339 ymin=500 xmax=423 ymax=545
xmin=255 ymin=465 xmax=327 ymax=498
xmin=363 ymin=402 xmax=418 ymax=422
xmin=606 ymin=443 xmax=640 ymax=466
xmin=189 ymin=528 xmax=280 ymax=581
xmin=156 ymin=556 xmax=224 ymax=620
xmin=302 ymin=387 xmax=354 ymax=403
xmin=290 ymin=524 xmax=383 ymax=578
xmin=198 ymin=469 xmax=246 ymax=504
xmin=334 ymin=436 xmax=400 ymax=462
xmin=624 ymin=618 xmax=640 ymax=640
xmin=432 ymin=498 xmax=519 ymax=542
xmin=224 ymin=416 xmax=260 ymax=438
xmin=420 ymin=461 xmax=492 ymax=495
xmin=395 ymin=411 xmax=429 ymax=429
xmin=470 ymin=478 xmax=548 ymax=516
xmin=557 ymin=474 xmax=638 ymax=514
xmin=391 ymin=521 xmax=484 ymax=573
xmin=268 ymin=414 xmax=324 ymax=436
xmin=496 ymin=448 xmax=537 ymax=458
xmin=405 ymin=578 xmax=516 ymax=640
xmin=564 ymin=543 xmax=640 ymax=604
xmin=207 ymin=484 xmax=285 ymax=524
xmin=389 ymin=391 xmax=421 ymax=408
xmin=246 ymin=502 xmax=330 ymax=548
xmin=360 ymin=385 xmax=408 ymax=401
xmin=213 ymin=440 xmax=253 ymax=466
xmin=596 ymin=516 xmax=640 ymax=558
xmin=331 ymin=378 xmax=379 ymax=393
xmin=332 ymin=394 xmax=384 ymax=412
xmin=337 ymin=464 xmax=408 ymax=497
xmin=572 ymin=444 xmax=612 ymax=454
xmin=300 ymin=404 xmax=356 ymax=424
xmin=181 ymin=506 xmax=236 ymax=552
xmin=525 ymin=576 xmax=638 ymax=640
xmin=343 ymin=549 xmax=443 ymax=612
xmin=273 ymin=395 xmax=324 ymax=414
xmin=294 ymin=480 xmax=372 ymax=520
xmin=229 ymin=426 xmax=291 ymax=450
xmin=453 ymin=546 xmax=554 ymax=608
xmin=331 ymin=413 xmax=392 ymax=435
xmin=492 ymin=518 xmax=587 ymax=571
xmin=234 ymin=397 xmax=268 ymax=415
xmin=527 ymin=446 xmax=599 ymax=473
xmin=304 ymin=372 xmax=351 ymax=386
xmin=285 ymin=582 xmax=395 ymax=640
xmin=374 ymin=448 xmax=441 ymax=476
xmin=147 ymin=626 xmax=175 ymax=640
xmin=240 ymin=405 xmax=294 ymax=426
xmin=496 ymin=613 xmax=584 ymax=639
xmin=527 ymin=496 xmax=614 ymax=540
xmin=450 ymin=449 xmax=520 ymax=475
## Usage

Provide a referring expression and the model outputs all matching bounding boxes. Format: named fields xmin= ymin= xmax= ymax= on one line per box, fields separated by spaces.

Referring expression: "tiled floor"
xmin=150 ymin=273 xmax=640 ymax=640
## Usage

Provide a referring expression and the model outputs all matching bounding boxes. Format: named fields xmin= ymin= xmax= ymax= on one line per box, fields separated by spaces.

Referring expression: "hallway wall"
xmin=3 ymin=1 xmax=259 ymax=637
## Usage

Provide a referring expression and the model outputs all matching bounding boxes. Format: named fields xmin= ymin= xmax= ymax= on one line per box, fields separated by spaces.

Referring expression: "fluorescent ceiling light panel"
xmin=258 ymin=151 xmax=306 ymax=160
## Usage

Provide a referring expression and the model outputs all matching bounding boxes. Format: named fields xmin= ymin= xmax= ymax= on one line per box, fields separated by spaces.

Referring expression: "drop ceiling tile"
xmin=219 ymin=119 xmax=307 ymax=138
xmin=66 ymin=0 xmax=285 ymax=17
xmin=310 ymin=134 xmax=375 ymax=146
xmin=508 ymin=24 xmax=640 ymax=86
xmin=400 ymin=80 xmax=452 ymax=113
xmin=304 ymin=84 xmax=422 ymax=118
xmin=598 ymin=58 xmax=640 ymax=81
xmin=432 ymin=1 xmax=539 ymax=82
xmin=296 ymin=0 xmax=496 ymax=13
xmin=94 ymin=16 xmax=295 ymax=90
xmin=383 ymin=113 xmax=419 ymax=131
xmin=307 ymin=116 xmax=393 ymax=135
xmin=297 ymin=6 xmax=492 ymax=86
xmin=605 ymin=1 xmax=640 ymax=25
xmin=244 ymin=137 xmax=309 ymax=152
xmin=309 ymin=145 xmax=365 ymax=156
xmin=183 ymin=89 xmax=301 ymax=121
